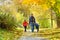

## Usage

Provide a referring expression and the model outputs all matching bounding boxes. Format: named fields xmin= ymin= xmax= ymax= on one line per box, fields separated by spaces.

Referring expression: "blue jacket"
xmin=29 ymin=16 xmax=36 ymax=24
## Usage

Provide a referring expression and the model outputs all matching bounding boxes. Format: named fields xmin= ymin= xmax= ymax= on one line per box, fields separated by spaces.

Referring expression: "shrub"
xmin=0 ymin=12 xmax=17 ymax=31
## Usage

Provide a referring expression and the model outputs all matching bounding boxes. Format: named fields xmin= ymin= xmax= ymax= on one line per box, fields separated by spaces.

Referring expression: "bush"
xmin=0 ymin=12 xmax=17 ymax=31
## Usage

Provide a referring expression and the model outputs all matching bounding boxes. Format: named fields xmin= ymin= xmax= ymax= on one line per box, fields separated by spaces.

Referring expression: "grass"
xmin=0 ymin=25 xmax=60 ymax=40
xmin=0 ymin=12 xmax=24 ymax=40
xmin=0 ymin=28 xmax=23 ymax=40
xmin=32 ymin=28 xmax=60 ymax=40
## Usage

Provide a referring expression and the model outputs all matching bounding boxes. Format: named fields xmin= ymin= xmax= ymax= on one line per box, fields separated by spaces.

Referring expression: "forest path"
xmin=18 ymin=29 xmax=48 ymax=40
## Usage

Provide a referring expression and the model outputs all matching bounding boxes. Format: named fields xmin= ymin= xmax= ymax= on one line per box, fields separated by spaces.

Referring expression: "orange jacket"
xmin=23 ymin=21 xmax=28 ymax=27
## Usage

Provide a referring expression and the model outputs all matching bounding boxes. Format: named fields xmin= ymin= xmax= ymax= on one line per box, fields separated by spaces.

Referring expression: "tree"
xmin=51 ymin=0 xmax=60 ymax=28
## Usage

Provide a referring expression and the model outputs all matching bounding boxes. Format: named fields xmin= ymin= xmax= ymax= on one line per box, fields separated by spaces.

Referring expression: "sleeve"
xmin=33 ymin=17 xmax=36 ymax=23
xmin=29 ymin=17 xmax=30 ymax=24
xmin=27 ymin=22 xmax=28 ymax=25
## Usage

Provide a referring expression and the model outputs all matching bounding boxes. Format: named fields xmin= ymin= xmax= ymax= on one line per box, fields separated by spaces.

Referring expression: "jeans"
xmin=30 ymin=22 xmax=34 ymax=32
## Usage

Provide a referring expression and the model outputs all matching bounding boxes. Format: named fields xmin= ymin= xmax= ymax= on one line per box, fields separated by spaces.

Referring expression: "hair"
xmin=31 ymin=14 xmax=33 ymax=15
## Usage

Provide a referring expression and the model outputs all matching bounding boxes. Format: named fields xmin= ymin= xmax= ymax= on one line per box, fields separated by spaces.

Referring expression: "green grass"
xmin=0 ymin=12 xmax=24 ymax=40
xmin=0 ymin=28 xmax=23 ymax=40
xmin=32 ymin=28 xmax=60 ymax=40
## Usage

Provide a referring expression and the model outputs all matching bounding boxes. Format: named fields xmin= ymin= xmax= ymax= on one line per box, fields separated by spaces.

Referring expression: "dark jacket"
xmin=35 ymin=23 xmax=39 ymax=29
xmin=29 ymin=16 xmax=36 ymax=24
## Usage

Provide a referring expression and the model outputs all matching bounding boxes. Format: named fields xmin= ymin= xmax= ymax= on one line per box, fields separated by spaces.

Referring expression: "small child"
xmin=23 ymin=20 xmax=28 ymax=32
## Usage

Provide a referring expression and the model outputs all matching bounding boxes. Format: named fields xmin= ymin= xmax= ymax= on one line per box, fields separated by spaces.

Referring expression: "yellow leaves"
xmin=49 ymin=0 xmax=56 ymax=6
xmin=2 ymin=3 xmax=20 ymax=22
xmin=41 ymin=4 xmax=49 ymax=11
xmin=59 ymin=9 xmax=60 ymax=13
xmin=15 ymin=13 xmax=21 ymax=21
xmin=22 ymin=0 xmax=55 ymax=11
xmin=10 ymin=10 xmax=21 ymax=22
xmin=22 ymin=0 xmax=39 ymax=5
xmin=13 ymin=0 xmax=22 ymax=4
xmin=23 ymin=0 xmax=49 ymax=5
xmin=22 ymin=0 xmax=30 ymax=5
xmin=57 ymin=5 xmax=60 ymax=13
xmin=37 ymin=0 xmax=47 ymax=5
xmin=57 ymin=4 xmax=60 ymax=13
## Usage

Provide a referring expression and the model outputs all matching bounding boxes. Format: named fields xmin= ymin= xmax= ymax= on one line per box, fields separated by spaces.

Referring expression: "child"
xmin=23 ymin=20 xmax=28 ymax=32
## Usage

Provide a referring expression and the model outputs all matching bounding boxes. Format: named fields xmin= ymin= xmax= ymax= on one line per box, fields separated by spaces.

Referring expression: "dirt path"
xmin=18 ymin=29 xmax=48 ymax=40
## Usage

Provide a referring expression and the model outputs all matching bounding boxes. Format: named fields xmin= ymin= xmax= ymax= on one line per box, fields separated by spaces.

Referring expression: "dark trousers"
xmin=36 ymin=26 xmax=39 ymax=32
xmin=24 ymin=26 xmax=27 ymax=32
xmin=35 ymin=23 xmax=39 ymax=32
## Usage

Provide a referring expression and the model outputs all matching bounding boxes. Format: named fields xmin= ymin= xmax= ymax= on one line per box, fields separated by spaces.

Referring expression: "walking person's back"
xmin=29 ymin=14 xmax=36 ymax=32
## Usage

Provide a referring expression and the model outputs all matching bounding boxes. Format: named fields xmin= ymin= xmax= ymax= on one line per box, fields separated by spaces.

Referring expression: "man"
xmin=29 ymin=14 xmax=36 ymax=32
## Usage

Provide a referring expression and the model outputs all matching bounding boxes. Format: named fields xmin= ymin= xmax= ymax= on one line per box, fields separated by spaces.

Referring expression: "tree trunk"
xmin=57 ymin=18 xmax=60 ymax=28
